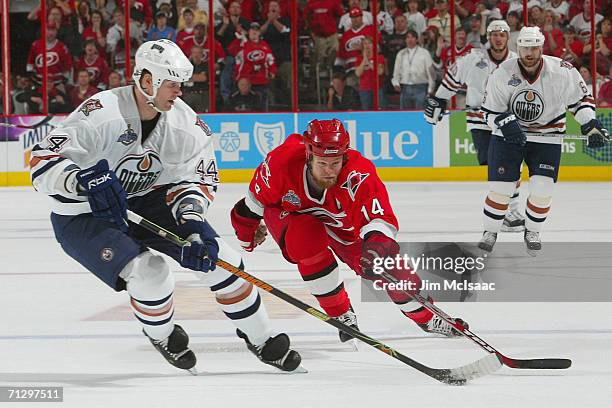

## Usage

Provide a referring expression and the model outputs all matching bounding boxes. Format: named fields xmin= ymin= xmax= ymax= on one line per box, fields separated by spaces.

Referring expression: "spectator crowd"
xmin=2 ymin=0 xmax=611 ymax=114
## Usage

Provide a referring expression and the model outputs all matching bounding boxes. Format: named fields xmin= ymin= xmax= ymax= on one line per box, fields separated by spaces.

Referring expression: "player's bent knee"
xmin=529 ymin=175 xmax=554 ymax=199
xmin=285 ymin=215 xmax=330 ymax=263
xmin=488 ymin=181 xmax=516 ymax=198
xmin=120 ymin=251 xmax=174 ymax=297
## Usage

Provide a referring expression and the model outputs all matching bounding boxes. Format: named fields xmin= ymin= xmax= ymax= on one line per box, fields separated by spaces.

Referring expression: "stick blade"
xmin=502 ymin=357 xmax=572 ymax=369
xmin=436 ymin=354 xmax=503 ymax=385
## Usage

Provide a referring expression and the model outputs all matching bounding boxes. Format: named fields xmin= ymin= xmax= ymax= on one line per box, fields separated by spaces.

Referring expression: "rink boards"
xmin=1 ymin=109 xmax=611 ymax=186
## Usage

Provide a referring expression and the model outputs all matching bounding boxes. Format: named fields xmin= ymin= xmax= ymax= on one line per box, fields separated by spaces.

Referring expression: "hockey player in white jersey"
xmin=478 ymin=27 xmax=609 ymax=253
xmin=29 ymin=39 xmax=301 ymax=372
xmin=424 ymin=20 xmax=524 ymax=232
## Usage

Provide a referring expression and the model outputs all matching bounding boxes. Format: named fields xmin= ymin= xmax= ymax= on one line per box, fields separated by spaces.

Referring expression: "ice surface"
xmin=1 ymin=182 xmax=611 ymax=408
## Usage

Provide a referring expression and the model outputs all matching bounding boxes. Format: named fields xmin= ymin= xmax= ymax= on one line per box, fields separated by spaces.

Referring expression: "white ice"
xmin=1 ymin=182 xmax=611 ymax=408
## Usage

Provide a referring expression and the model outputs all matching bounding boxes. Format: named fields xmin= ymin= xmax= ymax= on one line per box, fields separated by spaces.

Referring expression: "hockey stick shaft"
xmin=0 ymin=115 xmax=55 ymax=130
xmin=126 ymin=210 xmax=501 ymax=384
xmin=379 ymin=271 xmax=571 ymax=369
xmin=524 ymin=132 xmax=589 ymax=140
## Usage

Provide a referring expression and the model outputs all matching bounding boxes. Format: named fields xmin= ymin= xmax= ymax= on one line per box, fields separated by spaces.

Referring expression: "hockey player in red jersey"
xmin=231 ymin=119 xmax=465 ymax=342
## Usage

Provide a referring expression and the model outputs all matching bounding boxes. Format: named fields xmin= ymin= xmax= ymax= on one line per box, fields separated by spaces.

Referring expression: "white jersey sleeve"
xmin=564 ymin=63 xmax=597 ymax=125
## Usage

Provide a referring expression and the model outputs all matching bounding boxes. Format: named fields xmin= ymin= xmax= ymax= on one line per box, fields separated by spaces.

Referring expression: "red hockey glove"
xmin=360 ymin=232 xmax=400 ymax=278
xmin=230 ymin=206 xmax=267 ymax=252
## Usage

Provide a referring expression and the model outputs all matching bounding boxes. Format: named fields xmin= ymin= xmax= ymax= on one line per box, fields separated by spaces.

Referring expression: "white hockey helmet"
xmin=133 ymin=39 xmax=193 ymax=110
xmin=486 ymin=20 xmax=510 ymax=38
xmin=516 ymin=26 xmax=545 ymax=48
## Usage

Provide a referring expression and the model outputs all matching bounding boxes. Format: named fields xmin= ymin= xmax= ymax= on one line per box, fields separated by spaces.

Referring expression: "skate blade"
xmin=187 ymin=367 xmax=199 ymax=376
xmin=500 ymin=224 xmax=525 ymax=232
xmin=525 ymin=248 xmax=539 ymax=257
xmin=292 ymin=365 xmax=309 ymax=374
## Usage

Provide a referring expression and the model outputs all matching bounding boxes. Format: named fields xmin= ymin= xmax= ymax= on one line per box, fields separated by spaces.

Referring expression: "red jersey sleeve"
xmin=245 ymin=151 xmax=284 ymax=216
xmin=343 ymin=157 xmax=399 ymax=239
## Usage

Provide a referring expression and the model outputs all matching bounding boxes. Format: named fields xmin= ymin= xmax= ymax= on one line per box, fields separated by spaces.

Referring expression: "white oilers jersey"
xmin=30 ymin=86 xmax=219 ymax=217
xmin=481 ymin=55 xmax=596 ymax=144
xmin=435 ymin=48 xmax=516 ymax=131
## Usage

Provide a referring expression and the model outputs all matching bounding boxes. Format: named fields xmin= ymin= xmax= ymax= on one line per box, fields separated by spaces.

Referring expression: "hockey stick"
xmin=378 ymin=270 xmax=571 ymax=370
xmin=0 ymin=115 xmax=55 ymax=130
xmin=524 ymin=132 xmax=590 ymax=140
xmin=125 ymin=210 xmax=502 ymax=385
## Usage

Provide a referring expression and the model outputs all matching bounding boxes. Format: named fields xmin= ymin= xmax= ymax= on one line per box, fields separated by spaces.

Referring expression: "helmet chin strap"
xmin=134 ymin=80 xmax=165 ymax=113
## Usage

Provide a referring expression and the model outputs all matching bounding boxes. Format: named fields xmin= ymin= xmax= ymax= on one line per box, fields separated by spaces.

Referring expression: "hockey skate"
xmin=524 ymin=230 xmax=541 ymax=256
xmin=418 ymin=314 xmax=468 ymax=337
xmin=501 ymin=209 xmax=525 ymax=232
xmin=477 ymin=231 xmax=497 ymax=253
xmin=236 ymin=329 xmax=305 ymax=373
xmin=144 ymin=324 xmax=197 ymax=375
xmin=336 ymin=307 xmax=360 ymax=350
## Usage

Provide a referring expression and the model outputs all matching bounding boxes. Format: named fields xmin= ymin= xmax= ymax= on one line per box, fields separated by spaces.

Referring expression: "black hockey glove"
xmin=424 ymin=96 xmax=447 ymax=125
xmin=495 ymin=112 xmax=526 ymax=146
xmin=581 ymin=119 xmax=610 ymax=149
xmin=360 ymin=232 xmax=400 ymax=278
xmin=76 ymin=159 xmax=129 ymax=232
xmin=177 ymin=221 xmax=219 ymax=273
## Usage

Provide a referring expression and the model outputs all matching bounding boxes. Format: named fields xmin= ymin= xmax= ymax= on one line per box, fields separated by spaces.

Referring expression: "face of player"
xmin=518 ymin=46 xmax=542 ymax=71
xmin=489 ymin=31 xmax=508 ymax=53
xmin=309 ymin=155 xmax=344 ymax=189
xmin=145 ymin=79 xmax=183 ymax=111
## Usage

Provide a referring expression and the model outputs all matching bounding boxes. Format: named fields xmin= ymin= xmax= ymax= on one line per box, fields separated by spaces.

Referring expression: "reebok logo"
xmin=88 ymin=174 xmax=111 ymax=188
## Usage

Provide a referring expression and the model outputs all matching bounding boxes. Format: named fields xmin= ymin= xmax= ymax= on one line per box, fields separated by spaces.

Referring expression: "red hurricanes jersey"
xmin=27 ymin=39 xmax=73 ymax=84
xmin=234 ymin=40 xmax=277 ymax=85
xmin=245 ymin=134 xmax=399 ymax=245
xmin=74 ymin=55 xmax=110 ymax=87
xmin=337 ymin=25 xmax=377 ymax=72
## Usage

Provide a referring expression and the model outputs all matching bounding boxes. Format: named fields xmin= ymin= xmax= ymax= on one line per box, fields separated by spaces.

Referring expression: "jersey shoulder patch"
xmin=79 ymin=98 xmax=103 ymax=117
xmin=340 ymin=170 xmax=370 ymax=202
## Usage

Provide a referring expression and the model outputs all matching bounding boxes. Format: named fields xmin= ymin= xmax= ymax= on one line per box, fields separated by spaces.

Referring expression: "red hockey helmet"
xmin=303 ymin=119 xmax=350 ymax=159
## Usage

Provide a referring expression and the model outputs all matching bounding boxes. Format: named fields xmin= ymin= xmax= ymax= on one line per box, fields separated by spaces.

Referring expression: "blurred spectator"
xmin=421 ymin=25 xmax=440 ymax=57
xmin=598 ymin=65 xmax=612 ymax=106
xmin=77 ymin=0 xmax=92 ymax=34
xmin=383 ymin=14 xmax=409 ymax=77
xmin=422 ymin=0 xmax=438 ymax=20
xmin=544 ymin=0 xmax=570 ymax=23
xmin=355 ymin=36 xmax=386 ymax=109
xmin=46 ymin=6 xmax=82 ymax=57
xmin=75 ymin=40 xmax=111 ymax=88
xmin=115 ymin=0 xmax=153 ymax=27
xmin=182 ymin=45 xmax=210 ymax=112
xmin=228 ymin=77 xmax=262 ymax=111
xmin=16 ymin=81 xmax=71 ymax=114
xmin=182 ymin=23 xmax=225 ymax=61
xmin=158 ymin=2 xmax=178 ymax=28
xmin=506 ymin=10 xmax=522 ymax=52
xmin=478 ymin=0 xmax=503 ymax=22
xmin=453 ymin=0 xmax=477 ymax=19
xmin=27 ymin=23 xmax=72 ymax=88
xmin=338 ymin=0 xmax=393 ymax=35
xmin=541 ymin=10 xmax=564 ymax=57
xmin=506 ymin=0 xmax=524 ymax=17
xmin=82 ymin=10 xmax=108 ymax=58
xmin=569 ymin=0 xmax=603 ymax=42
xmin=262 ymin=0 xmax=292 ymax=20
xmin=592 ymin=18 xmax=612 ymax=76
xmin=107 ymin=70 xmax=124 ymax=89
xmin=327 ymin=72 xmax=361 ymax=110
xmin=176 ymin=8 xmax=197 ymax=55
xmin=466 ymin=14 xmax=486 ymax=48
xmin=27 ymin=0 xmax=73 ymax=22
xmin=148 ymin=11 xmax=177 ymax=41
xmin=392 ymin=29 xmax=434 ymax=109
xmin=261 ymin=0 xmax=292 ymax=109
xmin=384 ymin=0 xmax=403 ymax=18
xmin=375 ymin=0 xmax=395 ymax=35
xmin=69 ymin=68 xmax=99 ymax=108
xmin=529 ymin=5 xmax=546 ymax=26
xmin=216 ymin=1 xmax=249 ymax=101
xmin=304 ymin=0 xmax=344 ymax=79
xmin=178 ymin=0 xmax=208 ymax=30
xmin=428 ymin=0 xmax=460 ymax=43
xmin=234 ymin=22 xmax=277 ymax=111
xmin=107 ymin=7 xmax=144 ymax=55
xmin=11 ymin=74 xmax=37 ymax=114
xmin=200 ymin=0 xmax=228 ymax=27
xmin=560 ymin=25 xmax=584 ymax=67
xmin=579 ymin=65 xmax=605 ymax=92
xmin=232 ymin=0 xmax=258 ymax=22
xmin=404 ymin=0 xmax=426 ymax=35
xmin=336 ymin=7 xmax=377 ymax=88
xmin=95 ymin=0 xmax=115 ymax=22
xmin=436 ymin=27 xmax=473 ymax=70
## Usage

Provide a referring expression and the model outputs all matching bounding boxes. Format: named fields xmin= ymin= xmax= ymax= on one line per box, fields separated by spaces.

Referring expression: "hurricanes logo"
xmin=35 ymin=52 xmax=60 ymax=68
xmin=346 ymin=35 xmax=365 ymax=51
xmin=511 ymin=89 xmax=544 ymax=122
xmin=341 ymin=171 xmax=370 ymax=202
xmin=115 ymin=151 xmax=163 ymax=194
xmin=247 ymin=50 xmax=265 ymax=62
xmin=297 ymin=207 xmax=347 ymax=228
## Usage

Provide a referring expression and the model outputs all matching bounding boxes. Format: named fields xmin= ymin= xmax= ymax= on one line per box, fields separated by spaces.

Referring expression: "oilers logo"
xmin=115 ymin=151 xmax=163 ymax=194
xmin=511 ymin=89 xmax=544 ymax=122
